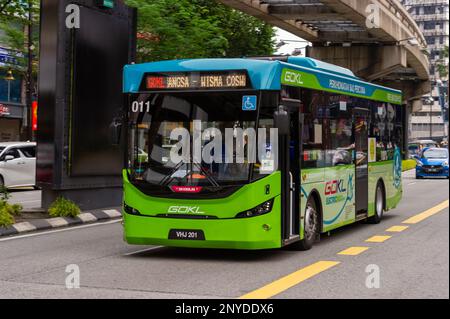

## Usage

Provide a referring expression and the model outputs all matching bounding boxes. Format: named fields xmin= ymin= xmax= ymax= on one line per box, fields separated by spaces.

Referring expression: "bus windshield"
xmin=129 ymin=91 xmax=260 ymax=187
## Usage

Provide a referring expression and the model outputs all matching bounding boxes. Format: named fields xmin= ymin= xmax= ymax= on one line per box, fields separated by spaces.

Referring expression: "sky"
xmin=274 ymin=28 xmax=310 ymax=56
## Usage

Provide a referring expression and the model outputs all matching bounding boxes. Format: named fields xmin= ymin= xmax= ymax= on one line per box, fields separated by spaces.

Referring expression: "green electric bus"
xmin=121 ymin=57 xmax=405 ymax=250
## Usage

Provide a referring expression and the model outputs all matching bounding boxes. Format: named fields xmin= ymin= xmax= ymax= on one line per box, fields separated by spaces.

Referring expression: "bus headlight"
xmin=124 ymin=203 xmax=142 ymax=216
xmin=236 ymin=199 xmax=274 ymax=218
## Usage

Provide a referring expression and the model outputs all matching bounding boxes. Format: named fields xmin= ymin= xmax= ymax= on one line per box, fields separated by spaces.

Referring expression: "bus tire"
xmin=368 ymin=183 xmax=384 ymax=224
xmin=292 ymin=197 xmax=319 ymax=251
xmin=0 ymin=175 xmax=4 ymax=189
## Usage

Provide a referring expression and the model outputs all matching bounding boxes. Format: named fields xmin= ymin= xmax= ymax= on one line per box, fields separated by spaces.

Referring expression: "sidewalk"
xmin=1 ymin=189 xmax=122 ymax=237
xmin=0 ymin=206 xmax=122 ymax=237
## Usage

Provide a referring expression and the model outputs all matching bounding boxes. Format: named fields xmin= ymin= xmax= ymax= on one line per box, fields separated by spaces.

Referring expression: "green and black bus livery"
xmin=122 ymin=57 xmax=404 ymax=250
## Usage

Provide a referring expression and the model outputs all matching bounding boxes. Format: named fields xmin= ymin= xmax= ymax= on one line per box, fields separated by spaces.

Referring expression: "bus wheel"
xmin=368 ymin=184 xmax=384 ymax=224
xmin=293 ymin=198 xmax=318 ymax=251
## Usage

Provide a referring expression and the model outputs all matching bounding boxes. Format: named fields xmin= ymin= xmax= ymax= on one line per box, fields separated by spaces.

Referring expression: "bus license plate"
xmin=168 ymin=229 xmax=205 ymax=240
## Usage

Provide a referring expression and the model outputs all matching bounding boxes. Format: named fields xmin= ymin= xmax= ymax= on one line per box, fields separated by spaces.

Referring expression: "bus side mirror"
xmin=109 ymin=117 xmax=123 ymax=146
xmin=274 ymin=106 xmax=289 ymax=136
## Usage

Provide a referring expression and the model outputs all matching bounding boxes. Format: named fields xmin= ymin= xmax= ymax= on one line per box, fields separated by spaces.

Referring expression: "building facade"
xmin=0 ymin=27 xmax=27 ymax=142
xmin=401 ymin=0 xmax=449 ymax=143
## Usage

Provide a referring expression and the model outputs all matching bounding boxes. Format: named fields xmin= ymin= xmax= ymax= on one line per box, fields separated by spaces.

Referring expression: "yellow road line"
xmin=386 ymin=225 xmax=409 ymax=232
xmin=239 ymin=261 xmax=340 ymax=299
xmin=402 ymin=200 xmax=449 ymax=224
xmin=366 ymin=235 xmax=392 ymax=243
xmin=239 ymin=201 xmax=449 ymax=300
xmin=338 ymin=246 xmax=369 ymax=256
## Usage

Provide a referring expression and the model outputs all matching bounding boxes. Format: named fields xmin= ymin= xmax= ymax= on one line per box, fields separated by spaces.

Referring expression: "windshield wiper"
xmin=159 ymin=161 xmax=221 ymax=188
xmin=192 ymin=162 xmax=220 ymax=188
xmin=159 ymin=161 xmax=187 ymax=186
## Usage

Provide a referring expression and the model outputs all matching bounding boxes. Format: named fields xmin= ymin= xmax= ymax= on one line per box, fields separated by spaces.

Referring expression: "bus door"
xmin=275 ymin=101 xmax=301 ymax=244
xmin=353 ymin=108 xmax=369 ymax=217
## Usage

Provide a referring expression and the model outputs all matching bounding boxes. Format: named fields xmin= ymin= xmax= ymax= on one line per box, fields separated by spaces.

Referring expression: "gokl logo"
xmin=284 ymin=71 xmax=303 ymax=85
xmin=325 ymin=178 xmax=350 ymax=205
xmin=325 ymin=180 xmax=347 ymax=196
xmin=168 ymin=206 xmax=205 ymax=214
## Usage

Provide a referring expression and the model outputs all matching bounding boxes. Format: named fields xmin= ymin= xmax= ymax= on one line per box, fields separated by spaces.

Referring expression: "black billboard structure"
xmin=37 ymin=0 xmax=136 ymax=209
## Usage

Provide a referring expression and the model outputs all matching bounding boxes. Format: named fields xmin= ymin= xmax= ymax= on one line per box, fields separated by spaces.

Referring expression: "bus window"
xmin=301 ymin=90 xmax=325 ymax=169
xmin=392 ymin=104 xmax=405 ymax=157
xmin=252 ymin=92 xmax=278 ymax=181
xmin=323 ymin=94 xmax=354 ymax=167
xmin=370 ymin=101 xmax=403 ymax=161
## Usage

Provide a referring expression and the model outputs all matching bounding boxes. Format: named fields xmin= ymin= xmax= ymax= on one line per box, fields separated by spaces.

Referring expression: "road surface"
xmin=0 ymin=171 xmax=448 ymax=299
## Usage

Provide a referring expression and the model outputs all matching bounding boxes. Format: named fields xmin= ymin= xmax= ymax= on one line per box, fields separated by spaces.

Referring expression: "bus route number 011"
xmin=131 ymin=101 xmax=151 ymax=113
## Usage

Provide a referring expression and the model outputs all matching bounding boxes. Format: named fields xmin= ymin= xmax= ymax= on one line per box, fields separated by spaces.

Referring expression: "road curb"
xmin=0 ymin=208 xmax=122 ymax=237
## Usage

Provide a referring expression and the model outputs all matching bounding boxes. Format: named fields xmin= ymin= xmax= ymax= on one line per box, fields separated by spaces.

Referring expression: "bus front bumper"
xmin=123 ymin=212 xmax=282 ymax=250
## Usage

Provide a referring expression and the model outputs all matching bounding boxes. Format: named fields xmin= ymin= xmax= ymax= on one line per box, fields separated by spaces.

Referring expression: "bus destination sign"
xmin=143 ymin=71 xmax=251 ymax=91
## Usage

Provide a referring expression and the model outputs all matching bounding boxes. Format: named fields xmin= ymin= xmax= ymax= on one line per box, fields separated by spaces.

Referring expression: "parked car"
xmin=0 ymin=142 xmax=37 ymax=188
xmin=415 ymin=147 xmax=449 ymax=179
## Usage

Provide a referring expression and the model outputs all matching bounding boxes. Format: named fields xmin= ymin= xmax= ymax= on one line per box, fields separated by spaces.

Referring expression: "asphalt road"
xmin=0 ymin=171 xmax=448 ymax=299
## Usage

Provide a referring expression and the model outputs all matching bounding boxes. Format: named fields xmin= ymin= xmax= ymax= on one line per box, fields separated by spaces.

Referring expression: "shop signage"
xmin=0 ymin=103 xmax=11 ymax=116
xmin=0 ymin=49 xmax=20 ymax=66
xmin=32 ymin=101 xmax=38 ymax=131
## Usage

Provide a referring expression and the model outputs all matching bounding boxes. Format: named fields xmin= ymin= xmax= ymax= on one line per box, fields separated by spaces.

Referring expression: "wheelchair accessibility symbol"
xmin=242 ymin=96 xmax=257 ymax=111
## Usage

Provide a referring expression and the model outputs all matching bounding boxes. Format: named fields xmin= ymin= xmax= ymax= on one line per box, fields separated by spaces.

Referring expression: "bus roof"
xmin=123 ymin=57 xmax=403 ymax=105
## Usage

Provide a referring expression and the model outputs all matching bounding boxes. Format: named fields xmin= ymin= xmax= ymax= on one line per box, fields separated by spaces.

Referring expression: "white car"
xmin=0 ymin=142 xmax=37 ymax=189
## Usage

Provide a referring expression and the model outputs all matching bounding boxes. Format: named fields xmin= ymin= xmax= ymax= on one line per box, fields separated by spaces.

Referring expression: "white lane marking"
xmin=46 ymin=217 xmax=69 ymax=228
xmin=123 ymin=246 xmax=164 ymax=256
xmin=13 ymin=222 xmax=37 ymax=233
xmin=78 ymin=213 xmax=98 ymax=223
xmin=103 ymin=209 xmax=122 ymax=218
xmin=408 ymin=182 xmax=417 ymax=185
xmin=0 ymin=219 xmax=122 ymax=242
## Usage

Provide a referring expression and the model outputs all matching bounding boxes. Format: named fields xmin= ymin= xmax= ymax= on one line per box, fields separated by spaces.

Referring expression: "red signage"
xmin=170 ymin=186 xmax=203 ymax=194
xmin=0 ymin=104 xmax=10 ymax=116
xmin=146 ymin=76 xmax=166 ymax=89
xmin=144 ymin=71 xmax=250 ymax=91
xmin=32 ymin=101 xmax=38 ymax=131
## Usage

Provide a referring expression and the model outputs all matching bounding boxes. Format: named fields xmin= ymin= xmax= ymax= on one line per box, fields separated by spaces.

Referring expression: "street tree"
xmin=0 ymin=0 xmax=39 ymax=76
xmin=199 ymin=0 xmax=276 ymax=58
xmin=125 ymin=0 xmax=275 ymax=62
xmin=1 ymin=0 xmax=276 ymax=68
